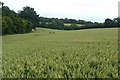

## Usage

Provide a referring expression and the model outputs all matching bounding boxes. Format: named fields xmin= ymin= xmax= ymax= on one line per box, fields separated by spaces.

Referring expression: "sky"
xmin=1 ymin=0 xmax=120 ymax=22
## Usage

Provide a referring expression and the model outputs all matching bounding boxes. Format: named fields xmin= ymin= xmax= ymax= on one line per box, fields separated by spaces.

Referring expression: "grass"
xmin=2 ymin=28 xmax=118 ymax=78
xmin=64 ymin=23 xmax=85 ymax=26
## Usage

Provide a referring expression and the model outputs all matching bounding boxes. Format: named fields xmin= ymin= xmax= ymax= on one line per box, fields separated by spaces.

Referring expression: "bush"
xmin=2 ymin=16 xmax=13 ymax=34
xmin=2 ymin=6 xmax=34 ymax=35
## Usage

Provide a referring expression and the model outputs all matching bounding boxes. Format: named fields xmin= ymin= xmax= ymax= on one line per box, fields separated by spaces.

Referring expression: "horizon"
xmin=1 ymin=0 xmax=119 ymax=22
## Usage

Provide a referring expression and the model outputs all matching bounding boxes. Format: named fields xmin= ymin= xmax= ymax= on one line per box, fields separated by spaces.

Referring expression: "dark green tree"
xmin=2 ymin=16 xmax=14 ymax=34
xmin=113 ymin=17 xmax=120 ymax=27
xmin=104 ymin=18 xmax=114 ymax=27
xmin=2 ymin=6 xmax=34 ymax=35
xmin=18 ymin=6 xmax=39 ymax=30
xmin=0 ymin=1 xmax=4 ymax=6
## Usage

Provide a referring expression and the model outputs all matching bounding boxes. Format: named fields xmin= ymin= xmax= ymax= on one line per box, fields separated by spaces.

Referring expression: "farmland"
xmin=2 ymin=28 xmax=118 ymax=78
xmin=64 ymin=23 xmax=85 ymax=26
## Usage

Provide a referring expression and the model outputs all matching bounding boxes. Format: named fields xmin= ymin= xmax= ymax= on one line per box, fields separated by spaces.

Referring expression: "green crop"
xmin=2 ymin=28 xmax=118 ymax=78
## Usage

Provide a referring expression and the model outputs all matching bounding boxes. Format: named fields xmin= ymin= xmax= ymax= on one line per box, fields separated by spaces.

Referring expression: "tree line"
xmin=2 ymin=5 xmax=120 ymax=35
xmin=2 ymin=5 xmax=39 ymax=35
xmin=39 ymin=17 xmax=120 ymax=30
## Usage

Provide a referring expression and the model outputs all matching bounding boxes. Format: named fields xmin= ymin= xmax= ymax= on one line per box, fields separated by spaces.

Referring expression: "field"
xmin=2 ymin=28 xmax=118 ymax=78
xmin=64 ymin=23 xmax=85 ymax=26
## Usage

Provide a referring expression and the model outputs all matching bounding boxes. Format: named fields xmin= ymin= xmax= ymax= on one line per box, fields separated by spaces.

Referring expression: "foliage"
xmin=104 ymin=18 xmax=114 ymax=27
xmin=104 ymin=18 xmax=120 ymax=27
xmin=39 ymin=17 xmax=120 ymax=30
xmin=39 ymin=20 xmax=64 ymax=30
xmin=18 ymin=6 xmax=40 ymax=29
xmin=2 ymin=16 xmax=14 ymax=34
xmin=1 ymin=5 xmax=120 ymax=35
xmin=2 ymin=6 xmax=34 ymax=35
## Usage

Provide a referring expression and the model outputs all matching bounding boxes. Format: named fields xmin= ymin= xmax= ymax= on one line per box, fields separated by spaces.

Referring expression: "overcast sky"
xmin=1 ymin=0 xmax=119 ymax=22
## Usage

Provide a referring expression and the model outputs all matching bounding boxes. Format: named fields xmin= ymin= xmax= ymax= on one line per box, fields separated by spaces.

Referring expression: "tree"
xmin=77 ymin=20 xmax=86 ymax=24
xmin=0 ymin=1 xmax=4 ymax=6
xmin=104 ymin=18 xmax=114 ymax=27
xmin=26 ymin=21 xmax=33 ymax=33
xmin=113 ymin=17 xmax=120 ymax=27
xmin=40 ymin=22 xmax=48 ymax=28
xmin=2 ymin=16 xmax=14 ymax=34
xmin=2 ymin=6 xmax=18 ymax=18
xmin=2 ymin=6 xmax=34 ymax=35
xmin=18 ymin=6 xmax=39 ymax=30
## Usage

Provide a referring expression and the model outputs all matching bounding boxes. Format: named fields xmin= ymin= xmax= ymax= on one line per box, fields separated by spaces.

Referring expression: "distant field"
xmin=64 ymin=23 xmax=85 ymax=26
xmin=2 ymin=28 xmax=118 ymax=78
